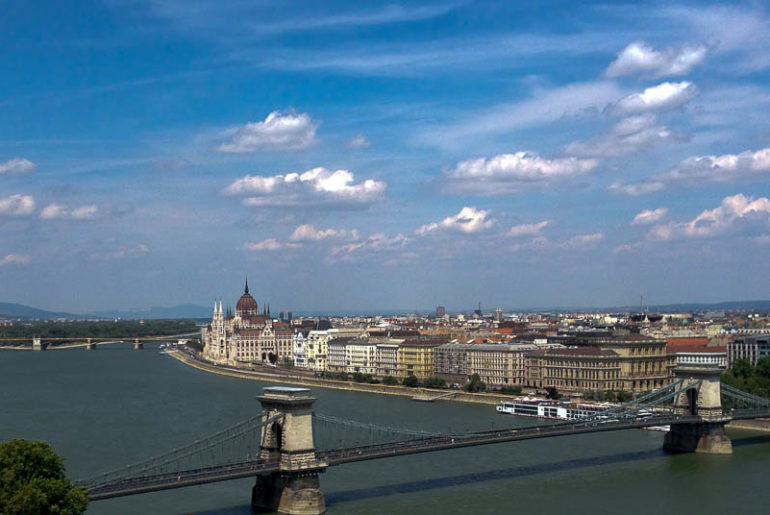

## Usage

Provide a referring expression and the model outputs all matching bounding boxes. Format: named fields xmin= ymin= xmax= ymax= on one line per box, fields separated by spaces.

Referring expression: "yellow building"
xmin=525 ymin=347 xmax=623 ymax=392
xmin=594 ymin=335 xmax=673 ymax=392
xmin=396 ymin=339 xmax=445 ymax=379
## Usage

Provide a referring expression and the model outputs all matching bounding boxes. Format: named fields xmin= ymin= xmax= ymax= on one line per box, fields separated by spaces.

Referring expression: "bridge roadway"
xmin=87 ymin=410 xmax=770 ymax=501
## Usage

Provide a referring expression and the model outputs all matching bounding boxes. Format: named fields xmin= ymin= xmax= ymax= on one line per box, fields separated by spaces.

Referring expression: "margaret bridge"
xmin=77 ymin=362 xmax=770 ymax=514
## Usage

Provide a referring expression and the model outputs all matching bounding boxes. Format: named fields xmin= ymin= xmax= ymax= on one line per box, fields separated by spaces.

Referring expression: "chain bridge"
xmin=78 ymin=363 xmax=770 ymax=514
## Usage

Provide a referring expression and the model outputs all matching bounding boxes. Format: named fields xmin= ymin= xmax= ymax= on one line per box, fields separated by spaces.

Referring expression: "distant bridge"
xmin=77 ymin=363 xmax=770 ymax=514
xmin=0 ymin=332 xmax=200 ymax=350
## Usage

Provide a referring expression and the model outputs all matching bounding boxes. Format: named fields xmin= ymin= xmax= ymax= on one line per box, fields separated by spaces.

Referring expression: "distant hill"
xmin=87 ymin=304 xmax=212 ymax=320
xmin=0 ymin=302 xmax=88 ymax=320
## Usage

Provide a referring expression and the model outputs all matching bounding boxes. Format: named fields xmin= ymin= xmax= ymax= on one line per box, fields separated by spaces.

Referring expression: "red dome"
xmin=236 ymin=278 xmax=258 ymax=316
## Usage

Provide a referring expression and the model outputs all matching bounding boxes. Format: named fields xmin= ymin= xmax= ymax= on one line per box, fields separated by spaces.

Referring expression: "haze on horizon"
xmin=1 ymin=1 xmax=770 ymax=314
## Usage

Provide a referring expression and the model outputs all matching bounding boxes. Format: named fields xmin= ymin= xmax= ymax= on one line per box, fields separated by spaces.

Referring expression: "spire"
xmin=244 ymin=276 xmax=249 ymax=295
xmin=267 ymin=304 xmax=271 ymax=317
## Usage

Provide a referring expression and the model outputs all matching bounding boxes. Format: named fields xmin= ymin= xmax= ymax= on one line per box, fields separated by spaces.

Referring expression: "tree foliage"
xmin=0 ymin=319 xmax=198 ymax=341
xmin=381 ymin=375 xmax=399 ymax=386
xmin=422 ymin=376 xmax=447 ymax=389
xmin=721 ymin=357 xmax=770 ymax=398
xmin=402 ymin=375 xmax=420 ymax=387
xmin=463 ymin=373 xmax=486 ymax=393
xmin=0 ymin=439 xmax=88 ymax=515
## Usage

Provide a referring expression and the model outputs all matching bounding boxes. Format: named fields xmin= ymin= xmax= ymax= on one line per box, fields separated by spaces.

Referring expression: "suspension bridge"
xmin=77 ymin=363 xmax=770 ymax=514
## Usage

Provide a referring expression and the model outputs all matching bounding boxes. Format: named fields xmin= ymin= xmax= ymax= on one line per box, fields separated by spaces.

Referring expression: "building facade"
xmin=728 ymin=334 xmax=770 ymax=366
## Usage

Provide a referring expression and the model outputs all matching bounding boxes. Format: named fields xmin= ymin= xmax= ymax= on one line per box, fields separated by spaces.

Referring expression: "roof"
xmin=672 ymin=345 xmax=727 ymax=354
xmin=666 ymin=337 xmax=709 ymax=346
xmin=529 ymin=347 xmax=619 ymax=358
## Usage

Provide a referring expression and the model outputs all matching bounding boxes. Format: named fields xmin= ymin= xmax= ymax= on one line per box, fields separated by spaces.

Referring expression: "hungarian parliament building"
xmin=201 ymin=280 xmax=293 ymax=366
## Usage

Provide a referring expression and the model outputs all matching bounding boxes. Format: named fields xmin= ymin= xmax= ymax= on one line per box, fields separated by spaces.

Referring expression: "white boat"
xmin=496 ymin=400 xmax=612 ymax=421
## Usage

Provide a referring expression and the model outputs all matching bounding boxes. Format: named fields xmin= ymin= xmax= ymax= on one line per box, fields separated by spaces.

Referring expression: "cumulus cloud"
xmin=631 ymin=208 xmax=668 ymax=225
xmin=0 ymin=194 xmax=35 ymax=216
xmin=242 ymin=239 xmax=285 ymax=251
xmin=648 ymin=193 xmax=770 ymax=241
xmin=443 ymin=152 xmax=597 ymax=195
xmin=508 ymin=220 xmax=549 ymax=238
xmin=609 ymin=82 xmax=697 ymax=116
xmin=608 ymin=181 xmax=666 ymax=196
xmin=559 ymin=232 xmax=605 ymax=249
xmin=659 ymin=147 xmax=770 ymax=184
xmin=0 ymin=158 xmax=36 ymax=175
xmin=416 ymin=207 xmax=496 ymax=235
xmin=605 ymin=41 xmax=708 ymax=78
xmin=216 ymin=111 xmax=319 ymax=152
xmin=39 ymin=203 xmax=98 ymax=220
xmin=0 ymin=254 xmax=30 ymax=266
xmin=224 ymin=167 xmax=386 ymax=208
xmin=289 ymin=224 xmax=359 ymax=241
xmin=345 ymin=134 xmax=371 ymax=149
xmin=565 ymin=114 xmax=688 ymax=157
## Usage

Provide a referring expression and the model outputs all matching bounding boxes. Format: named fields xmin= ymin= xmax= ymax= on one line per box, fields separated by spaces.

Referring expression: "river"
xmin=2 ymin=342 xmax=769 ymax=514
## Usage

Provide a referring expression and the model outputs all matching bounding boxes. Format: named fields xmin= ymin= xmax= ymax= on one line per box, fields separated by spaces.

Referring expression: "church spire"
xmin=244 ymin=276 xmax=249 ymax=295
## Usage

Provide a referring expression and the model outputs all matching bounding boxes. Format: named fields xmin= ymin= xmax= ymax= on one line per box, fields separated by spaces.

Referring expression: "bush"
xmin=422 ymin=377 xmax=447 ymax=389
xmin=352 ymin=372 xmax=379 ymax=384
xmin=498 ymin=385 xmax=523 ymax=395
xmin=463 ymin=373 xmax=486 ymax=393
xmin=382 ymin=375 xmax=399 ymax=386
xmin=402 ymin=375 xmax=420 ymax=387
xmin=544 ymin=386 xmax=561 ymax=400
xmin=0 ymin=439 xmax=88 ymax=515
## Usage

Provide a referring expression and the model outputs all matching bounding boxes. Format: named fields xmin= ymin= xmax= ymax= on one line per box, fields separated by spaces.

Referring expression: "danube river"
xmin=2 ymin=342 xmax=770 ymax=514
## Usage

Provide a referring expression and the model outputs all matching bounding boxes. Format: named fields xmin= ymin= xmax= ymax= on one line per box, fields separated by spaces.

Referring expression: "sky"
xmin=1 ymin=0 xmax=770 ymax=313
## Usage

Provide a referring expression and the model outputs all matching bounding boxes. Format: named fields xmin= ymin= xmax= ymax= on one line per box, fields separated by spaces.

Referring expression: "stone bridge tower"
xmin=663 ymin=362 xmax=732 ymax=454
xmin=252 ymin=386 xmax=327 ymax=515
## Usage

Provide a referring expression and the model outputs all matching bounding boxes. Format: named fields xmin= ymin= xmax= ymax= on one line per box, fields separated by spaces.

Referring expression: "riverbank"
xmin=165 ymin=349 xmax=513 ymax=406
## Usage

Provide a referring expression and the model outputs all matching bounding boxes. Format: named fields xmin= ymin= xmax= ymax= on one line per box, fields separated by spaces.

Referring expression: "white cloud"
xmin=565 ymin=114 xmax=688 ymax=157
xmin=631 ymin=208 xmax=668 ymax=226
xmin=0 ymin=158 xmax=36 ymax=175
xmin=608 ymin=181 xmax=666 ymax=196
xmin=559 ymin=232 xmax=605 ymax=249
xmin=224 ymin=167 xmax=386 ymax=207
xmin=39 ymin=203 xmax=98 ymax=220
xmin=330 ymin=232 xmax=410 ymax=261
xmin=648 ymin=194 xmax=770 ymax=241
xmin=101 ymin=244 xmax=150 ymax=260
xmin=660 ymin=148 xmax=770 ymax=184
xmin=289 ymin=224 xmax=358 ymax=242
xmin=610 ymin=82 xmax=697 ymax=116
xmin=430 ymin=81 xmax=624 ymax=146
xmin=443 ymin=152 xmax=597 ymax=195
xmin=345 ymin=134 xmax=371 ymax=149
xmin=605 ymin=41 xmax=708 ymax=78
xmin=416 ymin=207 xmax=496 ymax=235
xmin=216 ymin=111 xmax=319 ymax=152
xmin=0 ymin=194 xmax=35 ymax=216
xmin=508 ymin=221 xmax=549 ymax=238
xmin=242 ymin=239 xmax=284 ymax=251
xmin=0 ymin=254 xmax=30 ymax=266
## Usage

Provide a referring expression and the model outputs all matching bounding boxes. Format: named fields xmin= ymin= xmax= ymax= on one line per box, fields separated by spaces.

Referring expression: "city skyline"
xmin=2 ymin=1 xmax=770 ymax=312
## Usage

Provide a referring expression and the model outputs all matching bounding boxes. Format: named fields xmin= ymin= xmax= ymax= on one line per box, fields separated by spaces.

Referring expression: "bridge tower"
xmin=663 ymin=363 xmax=732 ymax=454
xmin=252 ymin=386 xmax=327 ymax=515
xmin=86 ymin=338 xmax=97 ymax=350
xmin=32 ymin=337 xmax=45 ymax=351
xmin=133 ymin=338 xmax=143 ymax=350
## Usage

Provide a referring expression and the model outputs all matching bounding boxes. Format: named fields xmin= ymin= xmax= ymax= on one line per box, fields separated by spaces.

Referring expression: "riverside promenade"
xmin=165 ymin=348 xmax=513 ymax=406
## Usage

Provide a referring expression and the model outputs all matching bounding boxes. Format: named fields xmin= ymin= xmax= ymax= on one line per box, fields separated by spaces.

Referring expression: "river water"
xmin=2 ymin=342 xmax=769 ymax=514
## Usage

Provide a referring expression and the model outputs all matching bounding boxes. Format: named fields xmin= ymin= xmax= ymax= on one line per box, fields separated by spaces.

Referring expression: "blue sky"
xmin=2 ymin=0 xmax=770 ymax=313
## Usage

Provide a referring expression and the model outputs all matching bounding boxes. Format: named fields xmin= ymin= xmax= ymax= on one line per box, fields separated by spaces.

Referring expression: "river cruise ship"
xmin=496 ymin=399 xmax=612 ymax=421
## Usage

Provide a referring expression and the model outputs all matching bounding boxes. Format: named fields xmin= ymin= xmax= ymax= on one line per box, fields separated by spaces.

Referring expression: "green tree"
xmin=402 ymin=375 xmax=420 ymax=387
xmin=464 ymin=373 xmax=486 ymax=393
xmin=0 ymin=439 xmax=88 ymax=515
xmin=382 ymin=375 xmax=399 ymax=386
xmin=544 ymin=386 xmax=561 ymax=400
xmin=422 ymin=377 xmax=447 ymax=389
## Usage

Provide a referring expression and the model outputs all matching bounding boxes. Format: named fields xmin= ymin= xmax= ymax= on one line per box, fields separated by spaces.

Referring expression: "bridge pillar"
xmin=133 ymin=339 xmax=143 ymax=350
xmin=32 ymin=337 xmax=45 ymax=351
xmin=663 ymin=363 xmax=732 ymax=454
xmin=86 ymin=338 xmax=97 ymax=350
xmin=252 ymin=386 xmax=327 ymax=515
